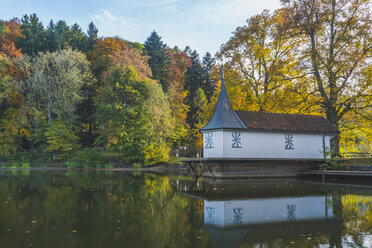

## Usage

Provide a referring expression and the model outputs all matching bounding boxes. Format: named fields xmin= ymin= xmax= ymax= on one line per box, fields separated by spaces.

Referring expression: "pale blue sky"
xmin=2 ymin=0 xmax=281 ymax=55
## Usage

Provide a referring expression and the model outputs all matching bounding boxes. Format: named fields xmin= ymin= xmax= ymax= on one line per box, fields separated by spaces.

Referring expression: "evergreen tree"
xmin=193 ymin=88 xmax=208 ymax=124
xmin=184 ymin=49 xmax=204 ymax=128
xmin=87 ymin=22 xmax=98 ymax=51
xmin=191 ymin=87 xmax=208 ymax=151
xmin=18 ymin=14 xmax=46 ymax=56
xmin=144 ymin=31 xmax=170 ymax=91
xmin=45 ymin=20 xmax=57 ymax=52
xmin=70 ymin=23 xmax=88 ymax=52
xmin=202 ymin=52 xmax=215 ymax=101
xmin=53 ymin=20 xmax=72 ymax=51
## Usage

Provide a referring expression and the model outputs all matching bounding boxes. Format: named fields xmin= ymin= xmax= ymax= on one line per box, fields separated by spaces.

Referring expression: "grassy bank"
xmin=0 ymin=148 xmax=187 ymax=169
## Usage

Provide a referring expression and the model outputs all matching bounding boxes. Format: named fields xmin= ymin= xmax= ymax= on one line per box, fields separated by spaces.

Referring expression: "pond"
xmin=0 ymin=170 xmax=371 ymax=248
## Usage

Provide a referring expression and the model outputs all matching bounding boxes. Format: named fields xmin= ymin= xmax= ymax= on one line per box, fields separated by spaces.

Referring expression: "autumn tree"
xmin=82 ymin=37 xmax=151 ymax=145
xmin=166 ymin=48 xmax=191 ymax=147
xmin=218 ymin=9 xmax=314 ymax=113
xmin=88 ymin=37 xmax=126 ymax=81
xmin=282 ymin=0 xmax=372 ymax=156
xmin=82 ymin=37 xmax=126 ymax=144
xmin=0 ymin=18 xmax=24 ymax=58
xmin=0 ymin=54 xmax=28 ymax=158
xmin=95 ymin=66 xmax=173 ymax=164
xmin=22 ymin=48 xmax=92 ymax=158
xmin=0 ymin=19 xmax=27 ymax=158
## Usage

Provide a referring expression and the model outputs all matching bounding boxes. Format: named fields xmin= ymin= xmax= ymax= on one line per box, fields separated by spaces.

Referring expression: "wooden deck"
xmin=180 ymin=158 xmax=323 ymax=178
xmin=180 ymin=158 xmax=372 ymax=179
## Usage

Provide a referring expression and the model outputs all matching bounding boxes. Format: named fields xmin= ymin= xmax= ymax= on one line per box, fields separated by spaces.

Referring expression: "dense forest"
xmin=0 ymin=0 xmax=371 ymax=165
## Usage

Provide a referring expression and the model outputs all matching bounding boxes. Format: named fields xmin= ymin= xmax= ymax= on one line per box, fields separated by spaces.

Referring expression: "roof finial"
xmin=221 ymin=60 xmax=225 ymax=86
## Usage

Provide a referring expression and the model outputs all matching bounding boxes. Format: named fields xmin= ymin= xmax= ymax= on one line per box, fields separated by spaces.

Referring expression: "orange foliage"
xmin=166 ymin=49 xmax=191 ymax=125
xmin=88 ymin=37 xmax=127 ymax=80
xmin=112 ymin=46 xmax=152 ymax=81
xmin=0 ymin=18 xmax=24 ymax=58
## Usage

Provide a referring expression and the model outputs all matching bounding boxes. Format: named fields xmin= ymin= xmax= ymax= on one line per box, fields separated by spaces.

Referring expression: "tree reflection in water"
xmin=0 ymin=171 xmax=371 ymax=247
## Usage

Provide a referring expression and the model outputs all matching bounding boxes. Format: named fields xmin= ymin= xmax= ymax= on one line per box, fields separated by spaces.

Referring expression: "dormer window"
xmin=285 ymin=134 xmax=294 ymax=149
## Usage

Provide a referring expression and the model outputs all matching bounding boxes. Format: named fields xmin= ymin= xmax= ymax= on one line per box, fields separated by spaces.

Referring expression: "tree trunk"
xmin=330 ymin=135 xmax=340 ymax=158
xmin=325 ymin=104 xmax=340 ymax=157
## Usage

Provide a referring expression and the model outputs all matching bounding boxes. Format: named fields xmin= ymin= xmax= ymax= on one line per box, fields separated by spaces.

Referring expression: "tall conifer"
xmin=144 ymin=31 xmax=170 ymax=92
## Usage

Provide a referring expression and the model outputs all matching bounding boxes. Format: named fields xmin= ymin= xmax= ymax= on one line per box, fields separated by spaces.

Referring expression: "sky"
xmin=1 ymin=0 xmax=281 ymax=56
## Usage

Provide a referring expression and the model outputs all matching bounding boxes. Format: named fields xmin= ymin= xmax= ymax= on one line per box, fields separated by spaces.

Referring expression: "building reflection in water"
xmin=204 ymin=195 xmax=333 ymax=227
xmin=178 ymin=178 xmax=345 ymax=248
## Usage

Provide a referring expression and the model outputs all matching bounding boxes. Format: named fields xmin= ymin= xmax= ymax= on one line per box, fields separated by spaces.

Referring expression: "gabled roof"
xmin=200 ymin=67 xmax=340 ymax=135
xmin=200 ymin=67 xmax=248 ymax=132
xmin=236 ymin=111 xmax=340 ymax=134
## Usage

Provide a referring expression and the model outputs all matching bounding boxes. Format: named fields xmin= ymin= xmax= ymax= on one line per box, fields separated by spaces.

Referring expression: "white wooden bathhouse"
xmin=200 ymin=70 xmax=340 ymax=159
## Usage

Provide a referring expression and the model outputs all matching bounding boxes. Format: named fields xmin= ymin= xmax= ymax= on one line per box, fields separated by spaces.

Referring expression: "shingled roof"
xmin=200 ymin=67 xmax=340 ymax=135
xmin=235 ymin=111 xmax=340 ymax=134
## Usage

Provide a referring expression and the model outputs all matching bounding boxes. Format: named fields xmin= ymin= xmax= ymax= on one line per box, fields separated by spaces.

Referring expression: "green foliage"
xmin=65 ymin=161 xmax=80 ymax=169
xmin=193 ymin=88 xmax=208 ymax=124
xmin=18 ymin=14 xmax=96 ymax=56
xmin=202 ymin=52 xmax=215 ymax=101
xmin=5 ymin=151 xmax=51 ymax=165
xmin=319 ymin=147 xmax=342 ymax=171
xmin=132 ymin=162 xmax=142 ymax=168
xmin=282 ymin=0 xmax=372 ymax=156
xmin=21 ymin=162 xmax=30 ymax=168
xmin=23 ymin=48 xmax=93 ymax=123
xmin=144 ymin=31 xmax=170 ymax=91
xmin=184 ymin=49 xmax=213 ymax=130
xmin=0 ymin=55 xmax=27 ymax=158
xmin=19 ymin=49 xmax=92 ymax=158
xmin=1 ymin=161 xmax=30 ymax=168
xmin=87 ymin=22 xmax=98 ymax=51
xmin=44 ymin=119 xmax=79 ymax=160
xmin=2 ymin=5 xmax=369 ymax=162
xmin=0 ymin=125 xmax=19 ymax=158
xmin=124 ymin=40 xmax=145 ymax=52
xmin=18 ymin=14 xmax=46 ymax=56
xmin=95 ymin=66 xmax=173 ymax=165
xmin=73 ymin=147 xmax=103 ymax=165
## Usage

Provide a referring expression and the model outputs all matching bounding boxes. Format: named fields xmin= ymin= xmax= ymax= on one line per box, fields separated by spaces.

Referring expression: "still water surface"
xmin=0 ymin=170 xmax=371 ymax=248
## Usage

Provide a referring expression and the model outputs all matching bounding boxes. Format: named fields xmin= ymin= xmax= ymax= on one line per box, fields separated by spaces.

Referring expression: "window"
xmin=205 ymin=133 xmax=214 ymax=148
xmin=233 ymin=208 xmax=243 ymax=225
xmin=205 ymin=207 xmax=215 ymax=224
xmin=232 ymin=132 xmax=241 ymax=148
xmin=287 ymin=205 xmax=296 ymax=221
xmin=285 ymin=134 xmax=294 ymax=149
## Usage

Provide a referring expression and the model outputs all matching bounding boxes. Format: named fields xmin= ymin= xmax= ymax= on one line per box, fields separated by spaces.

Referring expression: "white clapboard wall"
xmin=203 ymin=131 xmax=332 ymax=159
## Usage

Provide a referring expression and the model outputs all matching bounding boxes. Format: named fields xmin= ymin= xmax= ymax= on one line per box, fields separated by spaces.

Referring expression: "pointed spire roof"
xmin=200 ymin=66 xmax=248 ymax=132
